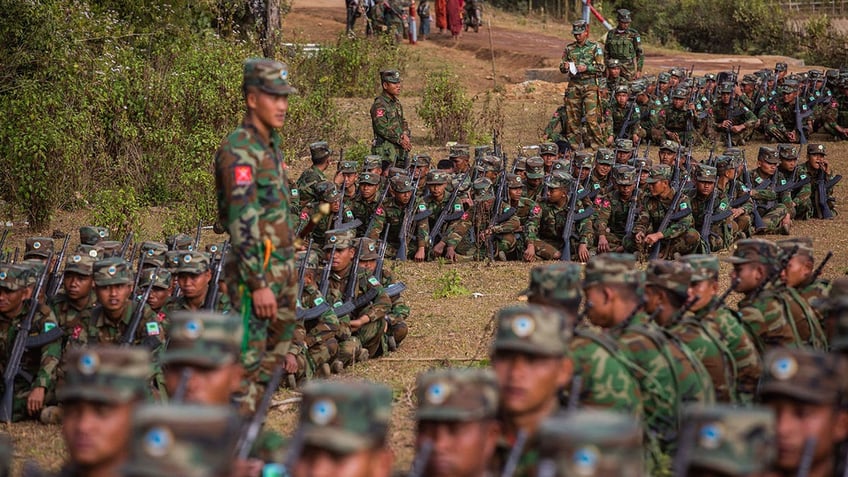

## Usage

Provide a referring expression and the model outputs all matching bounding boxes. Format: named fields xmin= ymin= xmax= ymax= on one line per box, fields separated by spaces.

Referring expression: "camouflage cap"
xmin=672 ymin=87 xmax=688 ymax=99
xmin=19 ymin=260 xmax=44 ymax=288
xmin=521 ymin=145 xmax=542 ymax=158
xmin=339 ymin=160 xmax=359 ymax=174
xmin=94 ymin=257 xmax=135 ymax=287
xmin=314 ymin=181 xmax=341 ymax=203
xmin=163 ymin=312 xmax=243 ymax=368
xmin=645 ymin=164 xmax=672 ymax=184
xmin=449 ymin=144 xmax=470 ymax=158
xmin=309 ymin=141 xmax=332 ymax=162
xmin=388 ymin=167 xmax=409 ymax=177
xmin=426 ymin=170 xmax=449 ymax=185
xmin=694 ymin=164 xmax=718 ymax=183
xmin=472 ymin=177 xmax=495 ymax=201
xmin=166 ymin=234 xmax=194 ymax=251
xmin=124 ymin=404 xmax=240 ymax=477
xmin=390 ymin=175 xmax=414 ymax=193
xmin=525 ymin=156 xmax=545 ymax=179
xmin=478 ymin=155 xmax=502 ymax=172
xmin=646 ymin=259 xmax=693 ymax=299
xmin=594 ymin=148 xmax=615 ymax=166
xmin=58 ymin=346 xmax=152 ymax=403
xmin=537 ymin=410 xmax=644 ymax=477
xmin=492 ymin=304 xmax=571 ymax=357
xmin=670 ymin=67 xmax=686 ymax=78
xmin=679 ymin=254 xmax=719 ymax=282
xmin=630 ymin=81 xmax=647 ymax=94
xmin=659 ymin=139 xmax=680 ymax=152
xmin=715 ymin=82 xmax=733 ymax=94
xmin=775 ymin=62 xmax=788 ymax=72
xmin=539 ymin=142 xmax=558 ymax=156
xmin=520 ymin=263 xmax=583 ymax=304
xmin=629 ymin=157 xmax=652 ymax=169
xmin=552 ymin=159 xmax=571 ymax=172
xmin=323 ymin=228 xmax=355 ymax=250
xmin=359 ymin=172 xmax=382 ymax=186
xmin=807 ymin=143 xmax=827 ymax=156
xmin=614 ymin=165 xmax=637 ymax=185
xmin=506 ymin=173 xmax=524 ymax=189
xmin=614 ymin=84 xmax=630 ymax=95
xmin=176 ymin=251 xmax=211 ymax=275
xmin=295 ymin=250 xmax=321 ymax=271
xmin=24 ymin=237 xmax=54 ymax=259
xmin=356 ymin=237 xmax=380 ymax=261
xmin=139 ymin=268 xmax=172 ymax=290
xmin=682 ymin=404 xmax=776 ymax=476
xmin=775 ymin=236 xmax=814 ymax=260
xmin=412 ymin=154 xmax=432 ymax=168
xmin=362 ymin=155 xmax=383 ymax=171
xmin=79 ymin=226 xmax=110 ymax=245
xmin=298 ymin=380 xmax=392 ymax=454
xmin=165 ymin=250 xmax=183 ymax=270
xmin=513 ymin=157 xmax=527 ymax=171
xmin=76 ymin=244 xmax=104 ymax=262
xmin=380 ymin=69 xmax=401 ymax=84
xmin=658 ymin=72 xmax=671 ymax=83
xmin=545 ymin=171 xmax=573 ymax=190
xmin=741 ymin=74 xmax=759 ymax=85
xmin=65 ymin=251 xmax=97 ymax=276
xmin=474 ymin=145 xmax=493 ymax=159
xmin=584 ymin=253 xmax=643 ymax=288
xmin=0 ymin=264 xmax=29 ymax=291
xmin=415 ymin=368 xmax=498 ymax=422
xmin=776 ymin=143 xmax=799 ymax=160
xmin=760 ymin=347 xmax=847 ymax=404
xmin=607 ymin=58 xmax=622 ymax=68
xmin=722 ymin=238 xmax=781 ymax=266
xmin=614 ymin=138 xmax=635 ymax=153
xmin=573 ymin=151 xmax=594 ymax=169
xmin=572 ymin=20 xmax=588 ymax=34
xmin=140 ymin=241 xmax=169 ymax=266
xmin=98 ymin=240 xmax=123 ymax=258
xmin=713 ymin=155 xmax=734 ymax=172
xmin=243 ymin=58 xmax=297 ymax=96
xmin=616 ymin=8 xmax=632 ymax=21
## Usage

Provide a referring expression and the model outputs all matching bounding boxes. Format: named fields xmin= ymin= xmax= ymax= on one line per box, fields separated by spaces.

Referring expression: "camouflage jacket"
xmin=544 ymin=105 xmax=569 ymax=143
xmin=537 ymin=197 xmax=594 ymax=249
xmin=690 ymin=189 xmax=732 ymax=244
xmin=736 ymin=284 xmax=799 ymax=351
xmin=763 ymin=99 xmax=805 ymax=133
xmin=658 ymin=105 xmax=693 ymax=136
xmin=594 ymin=190 xmax=637 ymax=240
xmin=297 ymin=202 xmax=356 ymax=248
xmin=48 ymin=292 xmax=96 ymax=332
xmin=775 ymin=285 xmax=827 ymax=350
xmin=0 ymin=301 xmax=61 ymax=390
xmin=162 ymin=292 xmax=230 ymax=315
xmin=509 ymin=197 xmax=541 ymax=242
xmin=425 ymin=193 xmax=464 ymax=243
xmin=610 ymin=101 xmax=644 ymax=139
xmin=327 ymin=264 xmax=392 ymax=322
xmin=668 ymin=316 xmax=734 ymax=403
xmin=446 ymin=202 xmax=520 ymax=249
xmin=635 ymin=188 xmax=694 ymax=239
xmin=351 ymin=193 xmax=384 ymax=237
xmin=214 ymin=119 xmax=295 ymax=291
xmin=799 ymin=162 xmax=838 ymax=215
xmin=299 ymin=283 xmax=342 ymax=345
xmin=66 ymin=302 xmax=165 ymax=351
xmin=522 ymin=182 xmax=545 ymax=203
xmin=712 ymin=100 xmax=757 ymax=130
xmin=367 ymin=195 xmax=430 ymax=251
xmin=370 ymin=91 xmax=407 ymax=146
xmin=295 ymin=166 xmax=329 ymax=206
xmin=491 ymin=430 xmax=540 ymax=477
xmin=717 ymin=178 xmax=753 ymax=215
xmin=750 ymin=168 xmax=793 ymax=214
xmin=560 ymin=40 xmax=605 ymax=81
xmin=636 ymin=98 xmax=659 ymax=133
xmin=777 ymin=167 xmax=812 ymax=213
xmin=604 ymin=27 xmax=643 ymax=70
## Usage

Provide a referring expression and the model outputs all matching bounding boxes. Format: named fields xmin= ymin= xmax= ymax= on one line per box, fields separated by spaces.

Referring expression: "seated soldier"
xmin=164 ymin=251 xmax=229 ymax=314
xmin=634 ymin=164 xmax=700 ymax=259
xmin=690 ymin=164 xmax=735 ymax=253
xmin=595 ymin=164 xmax=641 ymax=254
xmin=356 ymin=238 xmax=407 ymax=351
xmin=296 ymin=141 xmax=333 ymax=207
xmin=749 ymin=147 xmax=792 ymax=235
xmin=799 ymin=143 xmax=840 ymax=219
xmin=441 ymin=178 xmax=519 ymax=262
xmin=367 ymin=175 xmax=429 ymax=262
xmin=533 ymin=171 xmax=593 ymax=262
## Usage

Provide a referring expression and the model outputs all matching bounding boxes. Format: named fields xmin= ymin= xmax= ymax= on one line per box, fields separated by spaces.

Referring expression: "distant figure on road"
xmin=446 ymin=0 xmax=463 ymax=38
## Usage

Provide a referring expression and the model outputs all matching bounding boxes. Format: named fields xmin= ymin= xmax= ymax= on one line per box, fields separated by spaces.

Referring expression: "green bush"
xmin=432 ymin=268 xmax=470 ymax=298
xmin=91 ymin=188 xmax=142 ymax=240
xmin=417 ymin=69 xmax=475 ymax=143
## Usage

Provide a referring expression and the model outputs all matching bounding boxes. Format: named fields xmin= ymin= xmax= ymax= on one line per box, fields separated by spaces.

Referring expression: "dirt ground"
xmin=5 ymin=1 xmax=848 ymax=473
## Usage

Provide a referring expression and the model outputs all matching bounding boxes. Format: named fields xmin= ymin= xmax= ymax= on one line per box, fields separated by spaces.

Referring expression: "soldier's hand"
xmin=523 ymin=243 xmax=536 ymax=262
xmin=597 ymin=235 xmax=610 ymax=253
xmin=414 ymin=246 xmax=426 ymax=262
xmin=635 ymin=71 xmax=642 ymax=79
xmin=577 ymin=244 xmax=590 ymax=263
xmin=446 ymin=246 xmax=457 ymax=262
xmin=787 ymin=130 xmax=797 ymax=142
xmin=400 ymin=134 xmax=412 ymax=151
xmin=731 ymin=208 xmax=744 ymax=219
xmin=822 ymin=159 xmax=830 ymax=173
xmin=27 ymin=387 xmax=45 ymax=416
xmin=644 ymin=232 xmax=663 ymax=246
xmin=721 ymin=120 xmax=732 ymax=129
xmin=283 ymin=353 xmax=299 ymax=374
xmin=252 ymin=287 xmax=278 ymax=320
xmin=780 ymin=213 xmax=792 ymax=230
xmin=635 ymin=232 xmax=646 ymax=244
xmin=433 ymin=241 xmax=446 ymax=256
xmin=333 ymin=170 xmax=345 ymax=186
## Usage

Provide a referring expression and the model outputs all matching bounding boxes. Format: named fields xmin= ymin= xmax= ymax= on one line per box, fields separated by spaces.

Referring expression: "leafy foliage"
xmin=417 ymin=69 xmax=475 ymax=143
xmin=432 ymin=268 xmax=470 ymax=298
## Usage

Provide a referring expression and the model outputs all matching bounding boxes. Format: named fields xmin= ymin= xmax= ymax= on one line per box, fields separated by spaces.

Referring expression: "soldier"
xmin=690 ymin=164 xmax=734 ymax=253
xmin=505 ymin=174 xmax=540 ymax=262
xmin=536 ymin=411 xmax=645 ymax=477
xmin=164 ymin=251 xmax=229 ymax=314
xmin=655 ymin=139 xmax=680 ymax=168
xmin=604 ymin=9 xmax=642 ymax=80
xmin=449 ymin=144 xmax=472 ymax=176
xmin=763 ymin=80 xmax=810 ymax=144
xmin=79 ymin=226 xmax=110 ymax=246
xmin=521 ymin=264 xmax=644 ymax=418
xmin=351 ymin=172 xmax=385 ymax=237
xmin=356 ymin=237 xmax=407 ymax=351
xmin=759 ymin=348 xmax=848 ymax=477
xmin=367 ymin=175 xmax=429 ymax=261
xmin=800 ymin=143 xmax=839 ymax=219
xmin=414 ymin=368 xmax=500 ymax=477
xmin=371 ymin=69 xmax=410 ymax=167
xmin=57 ymin=347 xmax=152 ymax=477
xmin=296 ymin=141 xmax=333 ymax=207
xmin=489 ymin=304 xmax=575 ymax=476
xmin=588 ymin=148 xmax=615 ymax=196
xmin=544 ymin=102 xmax=571 ymax=155
xmin=123 ymin=404 xmax=240 ymax=477
xmin=443 ymin=178 xmax=518 ymax=261
xmin=712 ymin=82 xmax=758 ymax=146
xmin=0 ymin=264 xmax=61 ymax=422
xmin=715 ymin=155 xmax=753 ymax=239
xmin=724 ymin=239 xmax=799 ymax=351
xmin=775 ymin=144 xmax=812 ymax=220
xmin=336 ymin=160 xmax=360 ymax=200
xmin=772 ymin=238 xmax=828 ymax=351
xmin=582 ymin=253 xmax=715 ymax=452
xmin=23 ymin=237 xmax=54 ymax=265
xmin=560 ymin=20 xmax=606 ymax=150
xmin=677 ymin=404 xmax=776 ymax=477
xmin=290 ymin=381 xmax=394 ymax=477
xmin=679 ymin=254 xmax=762 ymax=403
xmin=644 ymin=260 xmax=734 ymax=402
xmin=610 ymin=86 xmax=644 ymax=144
xmin=297 ymin=181 xmax=353 ymax=251
xmin=426 ymin=170 xmax=463 ymax=255
xmin=292 ymin=251 xmax=343 ymax=374
xmin=213 ymin=58 xmax=297 ymax=412
xmin=658 ymin=88 xmax=696 ymax=147
xmin=595 ymin=164 xmax=640 ymax=254
xmin=48 ymin=253 xmax=97 ymax=352
xmin=137 ymin=269 xmax=172 ymax=316
xmin=634 ymin=164 xmax=700 ymax=259
xmin=776 ymin=237 xmax=830 ymax=313
xmin=522 ymin=157 xmax=546 ymax=203
xmin=604 ymin=59 xmax=628 ymax=93
xmin=631 ymin=82 xmax=659 ymax=141
xmin=325 ymin=229 xmax=391 ymax=359
xmin=749 ymin=146 xmax=792 ymax=235
xmin=613 ymin=138 xmax=636 ymax=164
xmin=411 ymin=154 xmax=431 ymax=186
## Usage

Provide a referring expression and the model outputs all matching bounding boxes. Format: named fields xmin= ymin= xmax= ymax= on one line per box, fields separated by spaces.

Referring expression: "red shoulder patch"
xmin=234 ymin=165 xmax=253 ymax=186
xmin=376 ymin=109 xmax=386 ymax=118
xmin=300 ymin=211 xmax=309 ymax=220
xmin=376 ymin=207 xmax=384 ymax=216
xmin=462 ymin=212 xmax=469 ymax=220
xmin=532 ymin=205 xmax=541 ymax=215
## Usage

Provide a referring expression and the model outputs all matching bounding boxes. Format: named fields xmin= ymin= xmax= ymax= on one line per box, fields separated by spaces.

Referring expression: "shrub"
xmin=432 ymin=267 xmax=470 ymax=298
xmin=417 ymin=69 xmax=475 ymax=143
xmin=91 ymin=187 xmax=142 ymax=240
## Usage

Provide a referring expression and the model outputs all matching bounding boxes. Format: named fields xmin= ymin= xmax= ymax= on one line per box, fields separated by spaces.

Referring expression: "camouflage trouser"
xmin=734 ymin=212 xmax=752 ymax=239
xmin=534 ymin=238 xmax=586 ymax=260
xmin=598 ymin=232 xmax=637 ymax=254
xmin=764 ymin=124 xmax=809 ymax=144
xmin=649 ymin=229 xmax=700 ymax=259
xmin=455 ymin=233 xmax=517 ymax=259
xmin=714 ymin=127 xmax=752 ymax=147
xmin=355 ymin=318 xmax=386 ymax=358
xmin=753 ymin=204 xmax=790 ymax=235
xmin=619 ymin=62 xmax=638 ymax=81
xmin=565 ymin=83 xmax=605 ymax=149
xmin=388 ymin=302 xmax=410 ymax=348
xmin=11 ymin=384 xmax=56 ymax=422
xmin=793 ymin=197 xmax=813 ymax=220
xmin=372 ymin=139 xmax=404 ymax=167
xmin=701 ymin=222 xmax=736 ymax=252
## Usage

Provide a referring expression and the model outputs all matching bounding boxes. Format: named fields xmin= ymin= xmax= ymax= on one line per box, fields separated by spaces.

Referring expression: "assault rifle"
xmin=815 ymin=173 xmax=841 ymax=219
xmin=408 ymin=439 xmax=434 ymax=477
xmin=0 ymin=252 xmax=57 ymax=422
xmin=319 ymin=242 xmax=336 ymax=297
xmin=365 ymin=180 xmax=392 ymax=237
xmin=561 ymin=179 xmax=594 ymax=261
xmin=236 ymin=364 xmax=286 ymax=460
xmin=131 ymin=253 xmax=147 ymax=298
xmin=119 ymin=232 xmax=134 ymax=259
xmin=623 ymin=164 xmax=643 ymax=243
xmin=500 ymin=429 xmax=528 ymax=477
xmin=204 ymin=241 xmax=229 ymax=310
xmin=120 ymin=266 xmax=160 ymax=346
xmin=698 ymin=189 xmax=733 ymax=254
xmin=332 ymin=239 xmax=365 ymax=319
xmin=618 ymin=100 xmax=638 ymax=139
xmin=751 ymin=245 xmax=798 ymax=298
xmin=192 ymin=220 xmax=202 ymax=251
xmin=0 ymin=228 xmax=8 ymax=256
xmin=430 ymin=168 xmax=470 ymax=247
xmin=795 ymin=92 xmax=812 ymax=145
xmin=706 ymin=277 xmax=740 ymax=314
xmin=45 ymin=233 xmax=71 ymax=298
xmin=810 ymin=250 xmax=833 ymax=283
xmin=648 ymin=186 xmax=691 ymax=259
xmin=742 ymin=161 xmax=767 ymax=231
xmin=294 ymin=239 xmax=329 ymax=321
xmin=397 ymin=176 xmax=432 ymax=261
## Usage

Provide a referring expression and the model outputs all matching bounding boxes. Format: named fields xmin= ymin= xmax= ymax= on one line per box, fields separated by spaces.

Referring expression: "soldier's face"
xmin=343 ymin=173 xmax=358 ymax=187
xmin=615 ymin=93 xmax=628 ymax=106
xmin=547 ymin=188 xmax=565 ymax=203
xmin=177 ymin=271 xmax=212 ymax=300
xmin=609 ymin=67 xmax=621 ymax=78
xmin=616 ymin=151 xmax=632 ymax=163
xmin=768 ymin=399 xmax=848 ymax=473
xmin=360 ymin=183 xmax=378 ymax=200
xmin=780 ymin=158 xmax=797 ymax=172
xmin=672 ymin=97 xmax=685 ymax=109
xmin=0 ymin=287 xmax=24 ymax=316
xmin=781 ymin=255 xmax=813 ymax=288
xmin=758 ymin=160 xmax=777 ymax=175
xmin=164 ymin=363 xmax=242 ymax=405
xmin=332 ymin=247 xmax=356 ymax=272
xmin=617 ymin=183 xmax=635 ymax=198
xmin=573 ymin=30 xmax=589 ymax=43
xmin=808 ymin=154 xmax=825 ymax=170
xmin=295 ymin=446 xmax=393 ymax=477
xmin=688 ymin=279 xmax=718 ymax=312
xmin=383 ymin=80 xmax=402 ymax=97
xmin=541 ymin=154 xmax=555 ymax=167
xmin=658 ymin=150 xmax=675 ymax=165
xmin=508 ymin=187 xmax=523 ymax=201
xmin=649 ymin=180 xmax=668 ymax=196
xmin=95 ymin=284 xmax=132 ymax=313
xmin=64 ymin=273 xmax=94 ymax=301
xmin=396 ymin=190 xmax=413 ymax=206
xmin=247 ymin=91 xmax=289 ymax=130
xmin=720 ymin=92 xmax=732 ymax=104
xmin=730 ymin=263 xmax=764 ymax=293
xmin=782 ymin=91 xmax=795 ymax=103
xmin=417 ymin=419 xmax=499 ymax=477
xmin=329 ymin=199 xmax=342 ymax=213
xmin=428 ymin=183 xmax=446 ymax=198
xmin=62 ymin=400 xmax=134 ymax=468
xmin=491 ymin=350 xmax=572 ymax=417
xmin=147 ymin=287 xmax=170 ymax=310
xmin=696 ymin=180 xmax=715 ymax=196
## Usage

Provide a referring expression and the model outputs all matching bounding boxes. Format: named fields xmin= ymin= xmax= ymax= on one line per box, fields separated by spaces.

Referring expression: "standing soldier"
xmin=560 ymin=20 xmax=606 ymax=150
xmin=371 ymin=69 xmax=411 ymax=168
xmin=296 ymin=141 xmax=333 ymax=207
xmin=604 ymin=8 xmax=643 ymax=80
xmin=213 ymin=58 xmax=297 ymax=412
xmin=799 ymin=143 xmax=840 ymax=219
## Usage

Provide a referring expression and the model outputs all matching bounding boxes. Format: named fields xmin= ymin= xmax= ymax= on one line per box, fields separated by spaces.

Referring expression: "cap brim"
xmin=302 ymin=426 xmax=374 ymax=454
xmin=492 ymin=341 xmax=565 ymax=357
xmin=260 ymin=85 xmax=298 ymax=95
xmin=760 ymin=383 xmax=835 ymax=404
xmin=58 ymin=386 xmax=137 ymax=404
xmin=162 ymin=349 xmax=236 ymax=368
xmin=720 ymin=256 xmax=750 ymax=264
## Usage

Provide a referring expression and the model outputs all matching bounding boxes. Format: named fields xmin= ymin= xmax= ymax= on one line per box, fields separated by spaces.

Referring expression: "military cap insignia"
xmin=771 ymin=356 xmax=798 ymax=380
xmin=310 ymin=399 xmax=337 ymax=426
xmin=78 ymin=351 xmax=100 ymax=375
xmin=698 ymin=423 xmax=723 ymax=450
xmin=511 ymin=316 xmax=536 ymax=338
xmin=329 ymin=235 xmax=338 ymax=244
xmin=209 ymin=245 xmax=219 ymax=253
xmin=107 ymin=266 xmax=117 ymax=276
xmin=0 ymin=272 xmax=6 ymax=281
xmin=280 ymin=68 xmax=288 ymax=81
xmin=72 ymin=255 xmax=82 ymax=263
xmin=98 ymin=230 xmax=106 ymax=238
xmin=183 ymin=319 xmax=203 ymax=340
xmin=572 ymin=446 xmax=600 ymax=477
xmin=143 ymin=426 xmax=174 ymax=457
xmin=368 ymin=243 xmax=376 ymax=252
xmin=89 ymin=249 xmax=98 ymax=258
xmin=33 ymin=241 xmax=41 ymax=250
xmin=183 ymin=254 xmax=192 ymax=263
xmin=425 ymin=382 xmax=450 ymax=405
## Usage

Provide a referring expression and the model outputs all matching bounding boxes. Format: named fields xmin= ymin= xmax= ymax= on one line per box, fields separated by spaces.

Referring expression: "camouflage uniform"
xmin=0 ymin=265 xmax=61 ymax=422
xmin=594 ymin=165 xmax=640 ymax=253
xmin=604 ymin=9 xmax=643 ymax=80
xmin=635 ymin=164 xmax=700 ymax=258
xmin=506 ymin=175 xmax=541 ymax=258
xmin=690 ymin=165 xmax=735 ymax=252
xmin=163 ymin=252 xmax=230 ymax=315
xmin=423 ymin=170 xmax=464 ymax=247
xmin=370 ymin=70 xmax=408 ymax=166
xmin=296 ymin=181 xmax=355 ymax=252
xmin=560 ymin=21 xmax=606 ymax=149
xmin=762 ymin=83 xmax=810 ymax=143
xmin=47 ymin=253 xmax=97 ymax=354
xmin=657 ymin=89 xmax=697 ymax=146
xmin=544 ymin=104 xmax=570 ymax=150
xmin=350 ymin=172 xmax=386 ymax=237
xmin=801 ymin=143 xmax=839 ymax=218
xmin=774 ymin=144 xmax=813 ymax=220
xmin=609 ymin=94 xmax=645 ymax=140
xmin=447 ymin=178 xmax=519 ymax=260
xmin=711 ymin=83 xmax=758 ymax=146
xmin=534 ymin=173 xmax=594 ymax=260
xmin=295 ymin=141 xmax=332 ymax=206
xmin=749 ymin=148 xmax=792 ymax=234
xmin=367 ymin=176 xmax=430 ymax=260
xmin=213 ymin=59 xmax=297 ymax=408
